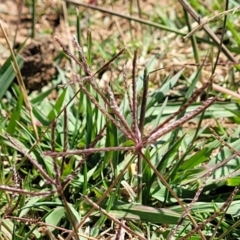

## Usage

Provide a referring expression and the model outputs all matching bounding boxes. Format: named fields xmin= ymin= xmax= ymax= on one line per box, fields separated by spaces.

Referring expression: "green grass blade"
xmin=7 ymin=91 xmax=23 ymax=134
xmin=0 ymin=55 xmax=23 ymax=99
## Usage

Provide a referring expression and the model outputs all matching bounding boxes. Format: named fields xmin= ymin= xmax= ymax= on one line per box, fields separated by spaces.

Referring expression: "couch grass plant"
xmin=0 ymin=0 xmax=240 ymax=239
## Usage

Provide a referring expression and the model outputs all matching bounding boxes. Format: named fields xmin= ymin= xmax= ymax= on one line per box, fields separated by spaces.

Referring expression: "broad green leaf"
xmin=113 ymin=202 xmax=184 ymax=224
xmin=148 ymin=102 xmax=239 ymax=121
xmin=226 ymin=177 xmax=240 ymax=186
xmin=146 ymin=68 xmax=184 ymax=109
xmin=207 ymin=139 xmax=240 ymax=181
xmin=31 ymin=87 xmax=56 ymax=104
xmin=180 ymin=148 xmax=210 ymax=170
xmin=48 ymin=88 xmax=67 ymax=121
xmin=45 ymin=206 xmax=66 ymax=231
xmin=170 ymin=200 xmax=240 ymax=217
xmin=7 ymin=92 xmax=23 ymax=134
xmin=19 ymin=196 xmax=40 ymax=217
xmin=0 ymin=55 xmax=23 ymax=99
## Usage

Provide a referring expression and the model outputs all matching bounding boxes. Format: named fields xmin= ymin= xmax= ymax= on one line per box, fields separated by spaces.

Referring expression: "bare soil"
xmin=0 ymin=0 xmax=63 ymax=90
xmin=1 ymin=0 xmax=238 ymax=91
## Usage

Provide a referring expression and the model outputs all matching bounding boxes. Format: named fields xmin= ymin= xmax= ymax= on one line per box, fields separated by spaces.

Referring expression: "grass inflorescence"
xmin=0 ymin=0 xmax=240 ymax=239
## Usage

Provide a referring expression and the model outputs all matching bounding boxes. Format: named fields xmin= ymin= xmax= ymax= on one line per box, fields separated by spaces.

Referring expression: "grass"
xmin=0 ymin=0 xmax=240 ymax=239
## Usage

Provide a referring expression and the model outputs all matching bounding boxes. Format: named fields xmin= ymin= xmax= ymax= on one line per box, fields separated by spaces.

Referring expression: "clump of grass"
xmin=1 ymin=1 xmax=240 ymax=239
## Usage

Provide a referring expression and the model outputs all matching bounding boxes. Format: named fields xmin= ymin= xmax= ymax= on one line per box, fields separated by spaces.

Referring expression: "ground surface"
xmin=0 ymin=0 xmax=239 ymax=123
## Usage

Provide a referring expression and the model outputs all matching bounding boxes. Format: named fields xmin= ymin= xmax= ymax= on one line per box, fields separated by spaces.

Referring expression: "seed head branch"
xmin=76 ymin=74 xmax=135 ymax=140
xmin=6 ymin=134 xmax=55 ymax=185
xmin=145 ymin=97 xmax=216 ymax=144
xmin=150 ymin=78 xmax=213 ymax=136
xmin=44 ymin=146 xmax=135 ymax=158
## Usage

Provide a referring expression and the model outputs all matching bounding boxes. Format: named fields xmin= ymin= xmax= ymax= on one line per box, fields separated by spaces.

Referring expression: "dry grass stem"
xmin=184 ymin=6 xmax=240 ymax=38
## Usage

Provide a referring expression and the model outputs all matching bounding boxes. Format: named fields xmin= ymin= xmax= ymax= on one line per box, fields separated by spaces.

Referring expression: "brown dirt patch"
xmin=0 ymin=0 xmax=239 ymax=96
xmin=0 ymin=0 xmax=63 ymax=91
xmin=19 ymin=37 xmax=57 ymax=91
